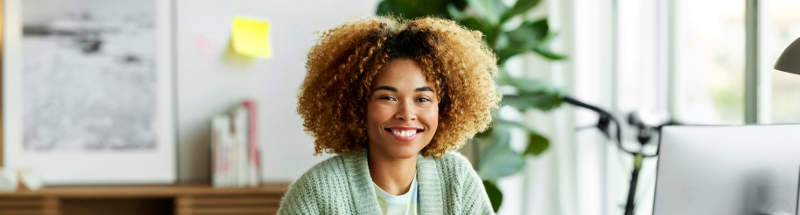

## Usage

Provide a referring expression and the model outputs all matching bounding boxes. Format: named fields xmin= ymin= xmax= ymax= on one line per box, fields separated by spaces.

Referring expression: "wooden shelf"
xmin=0 ymin=183 xmax=290 ymax=215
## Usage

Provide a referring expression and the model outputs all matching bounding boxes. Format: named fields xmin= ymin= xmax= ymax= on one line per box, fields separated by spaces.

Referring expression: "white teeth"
xmin=391 ymin=130 xmax=416 ymax=137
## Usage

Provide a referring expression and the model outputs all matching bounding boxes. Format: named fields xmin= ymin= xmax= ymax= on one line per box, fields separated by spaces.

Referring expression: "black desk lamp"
xmin=775 ymin=37 xmax=800 ymax=74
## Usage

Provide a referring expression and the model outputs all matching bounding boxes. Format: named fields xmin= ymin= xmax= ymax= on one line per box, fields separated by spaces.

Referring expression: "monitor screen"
xmin=653 ymin=124 xmax=800 ymax=215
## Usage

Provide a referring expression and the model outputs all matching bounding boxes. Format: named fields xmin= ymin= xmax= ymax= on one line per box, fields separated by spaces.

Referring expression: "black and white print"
xmin=22 ymin=0 xmax=157 ymax=152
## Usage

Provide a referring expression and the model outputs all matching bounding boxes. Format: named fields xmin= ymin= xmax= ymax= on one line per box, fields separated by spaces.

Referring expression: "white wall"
xmin=176 ymin=0 xmax=380 ymax=183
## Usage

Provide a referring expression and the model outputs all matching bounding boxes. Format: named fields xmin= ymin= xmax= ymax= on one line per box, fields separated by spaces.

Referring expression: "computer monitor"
xmin=653 ymin=124 xmax=800 ymax=215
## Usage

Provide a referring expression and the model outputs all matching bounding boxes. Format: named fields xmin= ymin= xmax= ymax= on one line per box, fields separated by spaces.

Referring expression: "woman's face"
xmin=366 ymin=59 xmax=439 ymax=159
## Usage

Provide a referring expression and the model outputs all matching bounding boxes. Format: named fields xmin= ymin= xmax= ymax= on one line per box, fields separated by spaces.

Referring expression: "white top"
xmin=372 ymin=174 xmax=419 ymax=215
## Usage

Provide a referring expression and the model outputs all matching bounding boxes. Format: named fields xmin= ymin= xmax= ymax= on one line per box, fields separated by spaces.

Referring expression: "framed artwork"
xmin=2 ymin=0 xmax=176 ymax=184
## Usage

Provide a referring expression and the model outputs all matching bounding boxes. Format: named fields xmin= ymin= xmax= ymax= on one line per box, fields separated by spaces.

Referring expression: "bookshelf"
xmin=0 ymin=183 xmax=289 ymax=215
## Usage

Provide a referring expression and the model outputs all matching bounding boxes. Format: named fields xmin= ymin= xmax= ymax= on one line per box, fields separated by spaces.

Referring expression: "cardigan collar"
xmin=343 ymin=149 xmax=443 ymax=214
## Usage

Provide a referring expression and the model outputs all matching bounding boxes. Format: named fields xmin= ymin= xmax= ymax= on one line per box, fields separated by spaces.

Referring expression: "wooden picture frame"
xmin=1 ymin=0 xmax=176 ymax=185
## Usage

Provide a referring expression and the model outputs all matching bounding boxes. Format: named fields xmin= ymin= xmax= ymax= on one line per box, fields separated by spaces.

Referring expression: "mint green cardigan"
xmin=277 ymin=150 xmax=494 ymax=214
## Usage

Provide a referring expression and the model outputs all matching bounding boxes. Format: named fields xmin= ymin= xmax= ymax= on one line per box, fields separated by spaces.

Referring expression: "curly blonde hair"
xmin=297 ymin=16 xmax=500 ymax=157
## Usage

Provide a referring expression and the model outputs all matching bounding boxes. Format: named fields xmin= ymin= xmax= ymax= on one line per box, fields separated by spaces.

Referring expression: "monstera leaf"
xmin=477 ymin=125 xmax=524 ymax=180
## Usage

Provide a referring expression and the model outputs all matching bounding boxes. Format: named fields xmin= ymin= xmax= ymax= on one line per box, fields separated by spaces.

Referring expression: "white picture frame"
xmin=2 ymin=0 xmax=176 ymax=185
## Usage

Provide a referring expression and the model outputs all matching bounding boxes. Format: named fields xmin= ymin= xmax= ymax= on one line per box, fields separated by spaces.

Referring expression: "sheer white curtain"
xmin=494 ymin=0 xmax=614 ymax=214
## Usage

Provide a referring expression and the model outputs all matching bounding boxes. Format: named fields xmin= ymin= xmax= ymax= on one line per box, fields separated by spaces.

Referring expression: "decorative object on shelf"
xmin=19 ymin=168 xmax=44 ymax=191
xmin=2 ymin=0 xmax=176 ymax=185
xmin=211 ymin=100 xmax=261 ymax=188
xmin=0 ymin=168 xmax=18 ymax=192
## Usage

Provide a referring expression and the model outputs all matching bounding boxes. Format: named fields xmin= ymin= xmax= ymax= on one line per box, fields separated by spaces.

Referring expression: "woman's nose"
xmin=394 ymin=100 xmax=416 ymax=121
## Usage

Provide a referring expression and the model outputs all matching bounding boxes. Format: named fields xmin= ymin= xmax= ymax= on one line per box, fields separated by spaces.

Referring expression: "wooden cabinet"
xmin=0 ymin=184 xmax=289 ymax=215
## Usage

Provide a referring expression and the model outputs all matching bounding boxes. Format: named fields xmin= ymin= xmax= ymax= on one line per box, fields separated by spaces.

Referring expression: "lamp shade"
xmin=774 ymin=36 xmax=800 ymax=75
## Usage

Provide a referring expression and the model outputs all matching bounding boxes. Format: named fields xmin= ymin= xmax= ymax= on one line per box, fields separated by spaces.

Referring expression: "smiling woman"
xmin=279 ymin=16 xmax=500 ymax=214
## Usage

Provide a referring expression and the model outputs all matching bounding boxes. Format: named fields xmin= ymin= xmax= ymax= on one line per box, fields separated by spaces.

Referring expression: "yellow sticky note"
xmin=232 ymin=17 xmax=272 ymax=58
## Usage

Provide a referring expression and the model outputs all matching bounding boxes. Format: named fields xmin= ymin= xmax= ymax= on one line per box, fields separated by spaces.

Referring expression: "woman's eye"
xmin=379 ymin=96 xmax=396 ymax=101
xmin=416 ymin=98 xmax=430 ymax=102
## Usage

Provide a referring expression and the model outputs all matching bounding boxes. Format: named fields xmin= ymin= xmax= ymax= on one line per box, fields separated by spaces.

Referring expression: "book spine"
xmin=211 ymin=115 xmax=230 ymax=188
xmin=229 ymin=138 xmax=236 ymax=187
xmin=243 ymin=100 xmax=260 ymax=187
xmin=233 ymin=106 xmax=249 ymax=187
xmin=226 ymin=117 xmax=235 ymax=187
xmin=211 ymin=117 xmax=219 ymax=187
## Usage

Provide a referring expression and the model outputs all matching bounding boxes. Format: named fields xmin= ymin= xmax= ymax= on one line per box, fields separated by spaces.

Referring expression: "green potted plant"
xmin=377 ymin=0 xmax=567 ymax=212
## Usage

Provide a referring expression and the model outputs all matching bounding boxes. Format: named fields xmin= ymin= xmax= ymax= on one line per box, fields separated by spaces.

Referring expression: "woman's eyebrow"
xmin=374 ymin=86 xmax=433 ymax=92
xmin=415 ymin=86 xmax=434 ymax=92
xmin=375 ymin=86 xmax=397 ymax=92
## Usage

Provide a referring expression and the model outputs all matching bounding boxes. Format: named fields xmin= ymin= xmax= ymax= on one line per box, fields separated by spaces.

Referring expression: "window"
xmin=673 ymin=0 xmax=746 ymax=125
xmin=764 ymin=0 xmax=800 ymax=123
xmin=612 ymin=0 xmax=800 ymax=215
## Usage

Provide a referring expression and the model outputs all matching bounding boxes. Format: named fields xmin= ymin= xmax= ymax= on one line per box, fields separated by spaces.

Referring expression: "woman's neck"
xmin=367 ymin=148 xmax=417 ymax=196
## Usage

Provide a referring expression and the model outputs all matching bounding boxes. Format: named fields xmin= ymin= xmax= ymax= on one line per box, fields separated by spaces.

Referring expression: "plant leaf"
xmin=502 ymin=93 xmax=563 ymax=111
xmin=524 ymin=132 xmax=550 ymax=155
xmin=498 ymin=18 xmax=567 ymax=63
xmin=502 ymin=88 xmax=563 ymax=112
xmin=531 ymin=44 xmax=567 ymax=60
xmin=465 ymin=0 xmax=507 ymax=25
xmin=483 ymin=180 xmax=503 ymax=212
xmin=504 ymin=76 xmax=557 ymax=94
xmin=459 ymin=17 xmax=499 ymax=47
xmin=501 ymin=0 xmax=542 ymax=22
xmin=446 ymin=3 xmax=464 ymax=20
xmin=506 ymin=19 xmax=548 ymax=49
xmin=478 ymin=125 xmax=525 ymax=180
xmin=499 ymin=77 xmax=564 ymax=111
xmin=376 ymin=0 xmax=453 ymax=19
xmin=459 ymin=17 xmax=492 ymax=34
xmin=496 ymin=46 xmax=528 ymax=65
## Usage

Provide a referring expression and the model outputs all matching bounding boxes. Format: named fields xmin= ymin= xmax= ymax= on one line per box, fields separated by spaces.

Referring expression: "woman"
xmin=278 ymin=16 xmax=500 ymax=214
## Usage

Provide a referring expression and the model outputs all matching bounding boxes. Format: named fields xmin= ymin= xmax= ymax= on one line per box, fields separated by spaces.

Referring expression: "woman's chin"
xmin=386 ymin=151 xmax=416 ymax=159
xmin=385 ymin=146 xmax=423 ymax=159
xmin=368 ymin=139 xmax=427 ymax=160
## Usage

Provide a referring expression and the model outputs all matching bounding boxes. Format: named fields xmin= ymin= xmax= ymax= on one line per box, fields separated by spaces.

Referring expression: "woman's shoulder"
xmin=433 ymin=151 xmax=477 ymax=178
xmin=297 ymin=153 xmax=350 ymax=181
xmin=278 ymin=154 xmax=354 ymax=214
xmin=437 ymin=151 xmax=473 ymax=167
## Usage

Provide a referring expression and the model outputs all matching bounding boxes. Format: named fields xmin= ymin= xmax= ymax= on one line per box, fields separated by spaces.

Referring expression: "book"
xmin=232 ymin=106 xmax=249 ymax=187
xmin=242 ymin=100 xmax=261 ymax=187
xmin=211 ymin=115 xmax=230 ymax=188
xmin=211 ymin=100 xmax=260 ymax=188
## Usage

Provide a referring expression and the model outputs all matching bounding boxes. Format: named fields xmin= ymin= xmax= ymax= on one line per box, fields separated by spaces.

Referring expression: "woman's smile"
xmin=384 ymin=126 xmax=424 ymax=141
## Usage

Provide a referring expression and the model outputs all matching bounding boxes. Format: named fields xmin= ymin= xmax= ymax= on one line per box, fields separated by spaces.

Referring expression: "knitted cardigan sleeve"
xmin=276 ymin=169 xmax=320 ymax=214
xmin=461 ymin=167 xmax=495 ymax=214
xmin=277 ymin=156 xmax=354 ymax=214
xmin=448 ymin=152 xmax=495 ymax=214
